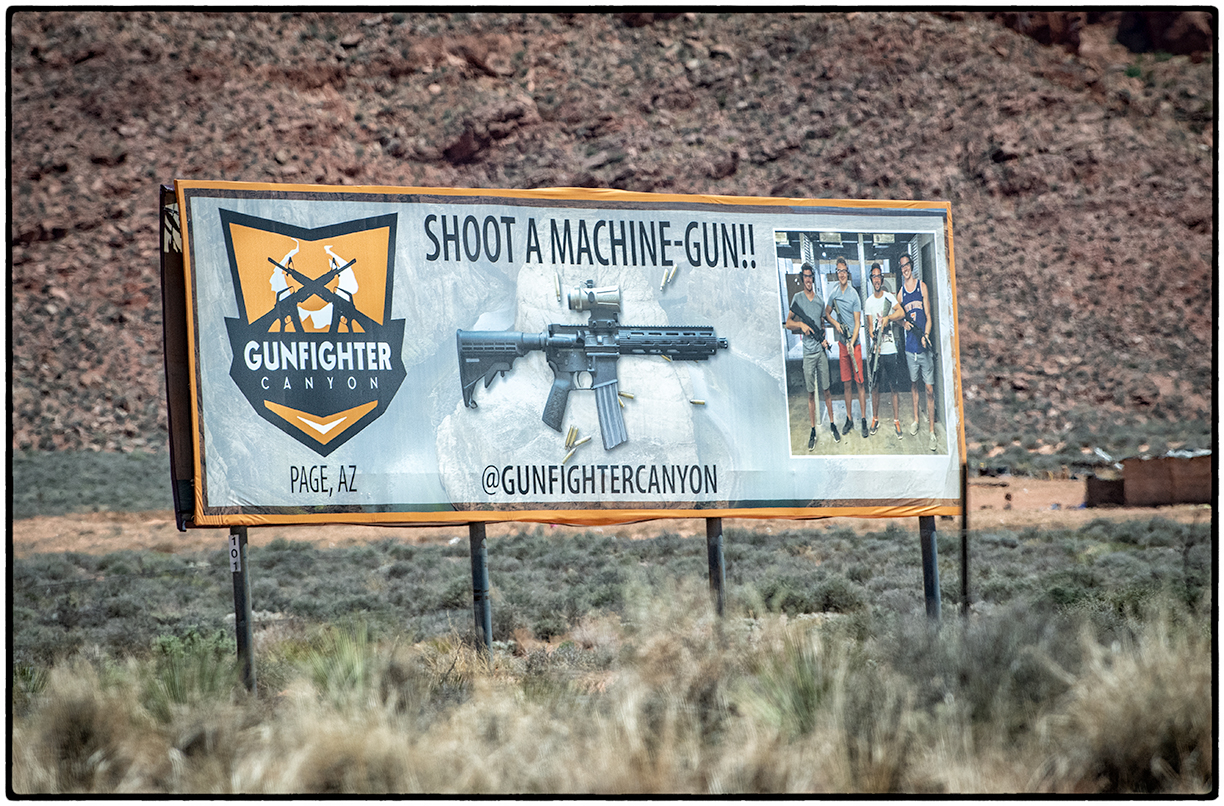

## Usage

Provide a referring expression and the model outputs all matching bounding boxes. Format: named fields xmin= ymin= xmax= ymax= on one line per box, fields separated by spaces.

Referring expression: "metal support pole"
xmin=918 ymin=515 xmax=941 ymax=622
xmin=469 ymin=522 xmax=492 ymax=651
xmin=228 ymin=525 xmax=256 ymax=693
xmin=705 ymin=518 xmax=726 ymax=617
xmin=960 ymin=463 xmax=970 ymax=619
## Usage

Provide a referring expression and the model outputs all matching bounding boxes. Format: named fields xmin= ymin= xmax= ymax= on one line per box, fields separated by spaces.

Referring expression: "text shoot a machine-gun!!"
xmin=457 ymin=281 xmax=729 ymax=451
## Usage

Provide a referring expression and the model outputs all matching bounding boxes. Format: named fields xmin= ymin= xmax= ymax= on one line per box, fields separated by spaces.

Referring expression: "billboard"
xmin=166 ymin=181 xmax=963 ymax=527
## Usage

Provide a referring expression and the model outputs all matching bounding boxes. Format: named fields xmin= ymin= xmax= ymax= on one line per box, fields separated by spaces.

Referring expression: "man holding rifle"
xmin=863 ymin=261 xmax=905 ymax=438
xmin=784 ymin=262 xmax=840 ymax=448
xmin=898 ymin=253 xmax=938 ymax=451
xmin=825 ymin=256 xmax=868 ymax=440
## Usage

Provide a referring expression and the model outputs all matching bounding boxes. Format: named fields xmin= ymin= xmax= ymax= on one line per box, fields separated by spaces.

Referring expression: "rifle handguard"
xmin=458 ymin=281 xmax=726 ymax=451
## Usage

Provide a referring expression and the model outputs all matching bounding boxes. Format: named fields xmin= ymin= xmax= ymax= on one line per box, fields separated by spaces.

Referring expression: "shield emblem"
xmin=220 ymin=210 xmax=406 ymax=455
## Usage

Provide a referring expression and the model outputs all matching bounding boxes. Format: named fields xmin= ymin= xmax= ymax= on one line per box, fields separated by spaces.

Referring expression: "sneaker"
xmin=870 ymin=417 xmax=879 ymax=435
xmin=928 ymin=431 xmax=938 ymax=452
xmin=909 ymin=420 xmax=919 ymax=436
xmin=843 ymin=416 xmax=853 ymax=435
xmin=808 ymin=427 xmax=816 ymax=450
xmin=894 ymin=419 xmax=902 ymax=437
xmin=861 ymin=418 xmax=869 ymax=438
xmin=830 ymin=423 xmax=841 ymax=442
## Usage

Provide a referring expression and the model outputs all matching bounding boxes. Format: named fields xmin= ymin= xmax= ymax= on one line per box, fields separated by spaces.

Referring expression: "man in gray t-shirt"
xmin=825 ymin=256 xmax=868 ymax=439
xmin=784 ymin=262 xmax=839 ymax=448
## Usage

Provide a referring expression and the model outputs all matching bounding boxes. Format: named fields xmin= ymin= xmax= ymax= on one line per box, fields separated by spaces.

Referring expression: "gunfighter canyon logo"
xmin=221 ymin=210 xmax=406 ymax=456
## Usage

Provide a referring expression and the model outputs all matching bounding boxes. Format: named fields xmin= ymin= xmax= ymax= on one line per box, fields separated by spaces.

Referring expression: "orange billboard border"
xmin=173 ymin=180 xmax=965 ymax=529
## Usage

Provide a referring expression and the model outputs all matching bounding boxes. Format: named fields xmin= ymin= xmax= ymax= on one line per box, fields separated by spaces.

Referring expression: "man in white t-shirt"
xmin=862 ymin=261 xmax=905 ymax=438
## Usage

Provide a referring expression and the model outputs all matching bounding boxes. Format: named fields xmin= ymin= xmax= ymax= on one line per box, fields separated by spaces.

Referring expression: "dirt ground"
xmin=10 ymin=479 xmax=1211 ymax=559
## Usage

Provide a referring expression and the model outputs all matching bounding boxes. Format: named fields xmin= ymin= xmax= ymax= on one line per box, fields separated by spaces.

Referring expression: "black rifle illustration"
xmin=787 ymin=300 xmax=829 ymax=349
xmin=457 ymin=281 xmax=729 ymax=450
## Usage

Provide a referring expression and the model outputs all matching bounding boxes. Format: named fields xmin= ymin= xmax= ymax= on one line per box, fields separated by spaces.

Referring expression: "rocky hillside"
xmin=10 ymin=11 xmax=1214 ymax=466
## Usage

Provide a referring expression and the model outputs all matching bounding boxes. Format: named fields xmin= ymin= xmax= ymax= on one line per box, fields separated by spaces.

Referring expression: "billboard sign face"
xmin=171 ymin=181 xmax=963 ymax=527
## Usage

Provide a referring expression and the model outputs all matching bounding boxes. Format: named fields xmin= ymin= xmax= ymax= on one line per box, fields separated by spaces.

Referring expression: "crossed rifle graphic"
xmin=255 ymin=254 xmax=378 ymax=334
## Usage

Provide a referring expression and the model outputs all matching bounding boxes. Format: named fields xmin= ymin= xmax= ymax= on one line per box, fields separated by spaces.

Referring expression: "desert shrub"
xmin=815 ymin=576 xmax=869 ymax=613
xmin=386 ymin=560 xmax=414 ymax=578
xmin=611 ymin=578 xmax=739 ymax=758
xmin=747 ymin=628 xmax=841 ymax=737
xmin=387 ymin=543 xmax=416 ymax=562
xmin=17 ymin=554 xmax=80 ymax=582
xmin=256 ymin=540 xmax=317 ymax=577
xmin=438 ymin=576 xmax=471 ymax=610
xmin=514 ymin=639 xmax=613 ymax=708
xmin=491 ymin=603 xmax=527 ymax=642
xmin=758 ymin=573 xmax=821 ymax=614
xmin=305 ymin=622 xmax=376 ymax=704
xmin=978 ymin=575 xmax=1018 ymax=603
xmin=758 ymin=573 xmax=867 ymax=615
xmin=1084 ymin=516 xmax=1194 ymax=548
xmin=14 ymin=622 xmax=84 ymax=667
xmin=102 ymin=592 xmax=143 ymax=620
xmin=845 ymin=562 xmax=872 ymax=584
xmin=12 ymin=663 xmax=49 ymax=718
xmin=880 ymin=604 xmax=1079 ymax=740
xmin=1091 ymin=550 xmax=1147 ymax=581
xmin=288 ymin=596 xmax=326 ymax=619
xmin=979 ymin=531 xmax=1019 ymax=549
xmin=94 ymin=551 xmax=139 ymax=576
xmin=250 ymin=577 xmax=291 ymax=612
xmin=936 ymin=531 xmax=959 ymax=555
xmin=1039 ymin=566 xmax=1103 ymax=609
xmin=840 ymin=658 xmax=918 ymax=793
xmin=143 ymin=628 xmax=239 ymax=722
xmin=531 ymin=611 xmax=569 ymax=642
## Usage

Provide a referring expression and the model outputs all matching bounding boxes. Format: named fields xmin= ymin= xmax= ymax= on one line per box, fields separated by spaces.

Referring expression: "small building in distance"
xmin=1086 ymin=449 xmax=1212 ymax=508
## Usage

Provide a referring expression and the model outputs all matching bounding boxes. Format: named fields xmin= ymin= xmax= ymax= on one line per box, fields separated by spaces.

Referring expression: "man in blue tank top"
xmin=899 ymin=254 xmax=938 ymax=451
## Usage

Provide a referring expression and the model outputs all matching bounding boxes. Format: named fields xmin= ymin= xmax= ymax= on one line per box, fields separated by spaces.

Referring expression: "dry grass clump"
xmin=11 ymin=587 xmax=1213 ymax=795
xmin=1032 ymin=600 xmax=1213 ymax=794
xmin=12 ymin=661 xmax=138 ymax=794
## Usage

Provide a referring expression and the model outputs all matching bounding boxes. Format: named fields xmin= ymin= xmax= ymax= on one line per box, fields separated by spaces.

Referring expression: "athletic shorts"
xmin=907 ymin=349 xmax=934 ymax=385
xmin=876 ymin=351 xmax=906 ymax=393
xmin=838 ymin=342 xmax=864 ymax=384
xmin=802 ymin=350 xmax=830 ymax=394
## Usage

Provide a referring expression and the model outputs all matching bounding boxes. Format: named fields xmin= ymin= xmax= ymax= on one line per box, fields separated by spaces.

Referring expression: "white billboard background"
xmin=182 ymin=188 xmax=959 ymax=519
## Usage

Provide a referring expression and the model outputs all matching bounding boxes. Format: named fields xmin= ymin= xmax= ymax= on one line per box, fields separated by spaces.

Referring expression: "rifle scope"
xmin=567 ymin=285 xmax=621 ymax=313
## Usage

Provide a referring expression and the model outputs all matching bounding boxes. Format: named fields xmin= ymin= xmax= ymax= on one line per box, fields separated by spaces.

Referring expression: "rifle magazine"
xmin=594 ymin=382 xmax=628 ymax=450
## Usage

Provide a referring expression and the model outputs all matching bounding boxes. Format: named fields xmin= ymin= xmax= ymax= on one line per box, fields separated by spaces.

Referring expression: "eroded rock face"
xmin=8 ymin=11 xmax=1213 ymax=454
xmin=1116 ymin=11 xmax=1214 ymax=57
xmin=989 ymin=11 xmax=1213 ymax=59
xmin=988 ymin=12 xmax=1088 ymax=54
